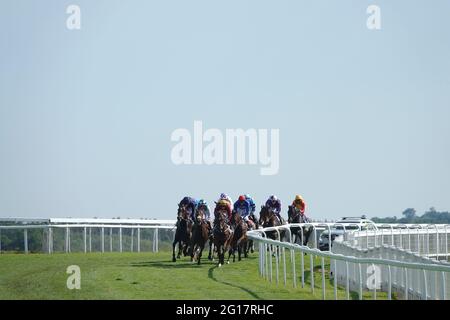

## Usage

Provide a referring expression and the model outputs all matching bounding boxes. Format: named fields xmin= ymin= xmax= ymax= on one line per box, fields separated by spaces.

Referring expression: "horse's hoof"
xmin=172 ymin=258 xmax=176 ymax=262
xmin=218 ymin=264 xmax=222 ymax=268
xmin=227 ymin=261 xmax=230 ymax=265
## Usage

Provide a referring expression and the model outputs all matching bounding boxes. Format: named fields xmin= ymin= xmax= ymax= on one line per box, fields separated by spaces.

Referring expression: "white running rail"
xmin=247 ymin=223 xmax=450 ymax=300
xmin=0 ymin=218 xmax=177 ymax=254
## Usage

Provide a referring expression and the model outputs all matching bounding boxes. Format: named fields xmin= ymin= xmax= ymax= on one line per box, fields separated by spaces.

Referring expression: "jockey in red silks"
xmin=233 ymin=195 xmax=251 ymax=221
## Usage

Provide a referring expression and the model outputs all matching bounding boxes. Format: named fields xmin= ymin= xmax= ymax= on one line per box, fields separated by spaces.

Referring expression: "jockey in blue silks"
xmin=178 ymin=196 xmax=198 ymax=221
xmin=233 ymin=195 xmax=252 ymax=222
xmin=245 ymin=194 xmax=256 ymax=216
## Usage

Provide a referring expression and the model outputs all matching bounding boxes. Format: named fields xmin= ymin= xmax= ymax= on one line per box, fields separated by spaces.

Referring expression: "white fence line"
xmin=0 ymin=221 xmax=177 ymax=254
xmin=247 ymin=223 xmax=450 ymax=300
xmin=349 ymin=225 xmax=450 ymax=260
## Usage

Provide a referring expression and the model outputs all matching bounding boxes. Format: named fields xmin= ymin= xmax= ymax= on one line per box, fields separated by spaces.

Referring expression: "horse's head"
xmin=258 ymin=205 xmax=268 ymax=226
xmin=217 ymin=210 xmax=229 ymax=229
xmin=178 ymin=204 xmax=189 ymax=220
xmin=260 ymin=206 xmax=280 ymax=227
xmin=288 ymin=205 xmax=299 ymax=223
xmin=234 ymin=212 xmax=242 ymax=225
xmin=195 ymin=206 xmax=208 ymax=224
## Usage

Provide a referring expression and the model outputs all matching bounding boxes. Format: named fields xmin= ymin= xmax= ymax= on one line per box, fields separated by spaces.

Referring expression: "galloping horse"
xmin=213 ymin=210 xmax=233 ymax=267
xmin=189 ymin=208 xmax=211 ymax=265
xmin=172 ymin=204 xmax=193 ymax=262
xmin=245 ymin=213 xmax=258 ymax=255
xmin=227 ymin=213 xmax=248 ymax=263
xmin=288 ymin=205 xmax=312 ymax=246
xmin=258 ymin=205 xmax=286 ymax=242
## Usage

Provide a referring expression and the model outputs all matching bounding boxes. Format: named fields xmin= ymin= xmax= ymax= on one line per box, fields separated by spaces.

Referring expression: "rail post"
xmin=333 ymin=259 xmax=337 ymax=300
xmin=282 ymin=247 xmax=287 ymax=286
xmin=358 ymin=263 xmax=363 ymax=300
xmin=422 ymin=269 xmax=428 ymax=300
xmin=89 ymin=227 xmax=92 ymax=252
xmin=310 ymin=253 xmax=314 ymax=294
xmin=321 ymin=257 xmax=326 ymax=300
xmin=137 ymin=227 xmax=141 ymax=252
xmin=119 ymin=227 xmax=123 ymax=253
xmin=101 ymin=227 xmax=105 ymax=253
xmin=49 ymin=227 xmax=53 ymax=254
xmin=65 ymin=227 xmax=69 ymax=253
xmin=388 ymin=265 xmax=392 ymax=300
xmin=110 ymin=228 xmax=113 ymax=252
xmin=301 ymin=246 xmax=305 ymax=288
xmin=131 ymin=228 xmax=134 ymax=252
xmin=24 ymin=229 xmax=28 ymax=254
xmin=345 ymin=261 xmax=350 ymax=300
xmin=83 ymin=227 xmax=87 ymax=253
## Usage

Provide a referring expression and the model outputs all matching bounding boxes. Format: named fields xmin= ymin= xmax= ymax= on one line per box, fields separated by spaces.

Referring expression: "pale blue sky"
xmin=1 ymin=1 xmax=449 ymax=220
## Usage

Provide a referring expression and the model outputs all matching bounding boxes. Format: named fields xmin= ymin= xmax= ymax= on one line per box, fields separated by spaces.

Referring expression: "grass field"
xmin=0 ymin=251 xmax=388 ymax=300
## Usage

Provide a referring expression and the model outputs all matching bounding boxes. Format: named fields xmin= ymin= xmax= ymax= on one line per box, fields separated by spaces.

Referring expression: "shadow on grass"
xmin=128 ymin=259 xmax=216 ymax=269
xmin=207 ymin=265 xmax=263 ymax=300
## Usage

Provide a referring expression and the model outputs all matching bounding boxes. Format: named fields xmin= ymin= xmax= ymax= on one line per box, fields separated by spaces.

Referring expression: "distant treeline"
xmin=372 ymin=208 xmax=450 ymax=224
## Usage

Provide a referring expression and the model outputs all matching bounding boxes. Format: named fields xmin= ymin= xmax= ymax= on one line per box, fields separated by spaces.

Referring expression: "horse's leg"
xmin=208 ymin=239 xmax=213 ymax=260
xmin=218 ymin=244 xmax=223 ymax=267
xmin=245 ymin=241 xmax=250 ymax=257
xmin=227 ymin=245 xmax=233 ymax=264
xmin=304 ymin=228 xmax=312 ymax=246
xmin=190 ymin=236 xmax=196 ymax=262
xmin=237 ymin=242 xmax=242 ymax=262
xmin=198 ymin=241 xmax=205 ymax=265
xmin=172 ymin=238 xmax=178 ymax=262
xmin=177 ymin=239 xmax=183 ymax=259
xmin=243 ymin=239 xmax=248 ymax=259
xmin=183 ymin=239 xmax=188 ymax=257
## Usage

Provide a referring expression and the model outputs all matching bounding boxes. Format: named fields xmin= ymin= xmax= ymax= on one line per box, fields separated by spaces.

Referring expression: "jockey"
xmin=292 ymin=195 xmax=310 ymax=223
xmin=244 ymin=194 xmax=256 ymax=216
xmin=233 ymin=195 xmax=252 ymax=222
xmin=178 ymin=196 xmax=198 ymax=221
xmin=265 ymin=195 xmax=282 ymax=223
xmin=219 ymin=193 xmax=233 ymax=207
xmin=215 ymin=193 xmax=233 ymax=223
xmin=195 ymin=199 xmax=211 ymax=221
xmin=195 ymin=199 xmax=213 ymax=232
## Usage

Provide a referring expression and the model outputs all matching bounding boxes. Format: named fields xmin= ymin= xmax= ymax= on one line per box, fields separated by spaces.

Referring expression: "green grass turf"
xmin=0 ymin=251 xmax=389 ymax=300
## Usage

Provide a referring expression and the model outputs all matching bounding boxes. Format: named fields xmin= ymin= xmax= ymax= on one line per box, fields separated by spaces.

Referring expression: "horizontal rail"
xmin=248 ymin=231 xmax=450 ymax=272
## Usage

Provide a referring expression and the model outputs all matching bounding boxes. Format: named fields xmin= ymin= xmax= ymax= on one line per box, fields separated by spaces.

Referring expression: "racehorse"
xmin=213 ymin=209 xmax=233 ymax=267
xmin=288 ymin=205 xmax=312 ymax=246
xmin=245 ymin=212 xmax=258 ymax=255
xmin=172 ymin=204 xmax=193 ymax=262
xmin=227 ymin=213 xmax=248 ymax=263
xmin=230 ymin=210 xmax=257 ymax=256
xmin=189 ymin=209 xmax=211 ymax=265
xmin=258 ymin=205 xmax=286 ymax=242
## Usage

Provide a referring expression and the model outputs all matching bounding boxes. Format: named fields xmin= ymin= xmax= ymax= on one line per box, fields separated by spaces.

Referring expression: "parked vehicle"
xmin=318 ymin=216 xmax=377 ymax=251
